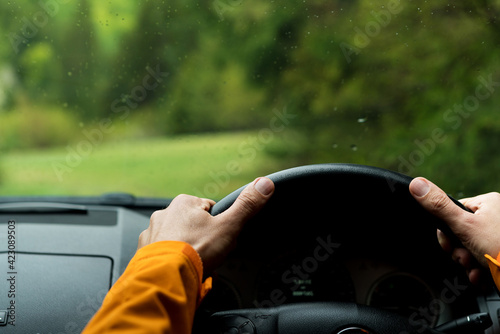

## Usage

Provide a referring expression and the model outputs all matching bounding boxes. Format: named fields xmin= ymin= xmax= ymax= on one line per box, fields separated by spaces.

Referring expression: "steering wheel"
xmin=207 ymin=164 xmax=488 ymax=334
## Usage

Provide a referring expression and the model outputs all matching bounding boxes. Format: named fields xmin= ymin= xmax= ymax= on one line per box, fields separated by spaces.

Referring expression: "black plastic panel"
xmin=0 ymin=205 xmax=150 ymax=332
xmin=0 ymin=253 xmax=111 ymax=333
xmin=0 ymin=210 xmax=117 ymax=226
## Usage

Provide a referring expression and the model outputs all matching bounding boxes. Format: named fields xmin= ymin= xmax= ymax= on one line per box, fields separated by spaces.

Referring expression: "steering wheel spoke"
xmin=211 ymin=302 xmax=440 ymax=333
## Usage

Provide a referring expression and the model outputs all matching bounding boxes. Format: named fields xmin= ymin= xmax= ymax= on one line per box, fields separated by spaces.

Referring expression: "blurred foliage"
xmin=0 ymin=104 xmax=79 ymax=149
xmin=0 ymin=0 xmax=499 ymax=196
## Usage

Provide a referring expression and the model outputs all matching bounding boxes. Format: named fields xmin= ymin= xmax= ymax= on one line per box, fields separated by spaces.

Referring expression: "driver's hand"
xmin=410 ymin=177 xmax=500 ymax=284
xmin=138 ymin=177 xmax=275 ymax=275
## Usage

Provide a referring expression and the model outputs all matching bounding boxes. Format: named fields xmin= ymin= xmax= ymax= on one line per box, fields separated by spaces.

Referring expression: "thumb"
xmin=215 ymin=177 xmax=275 ymax=228
xmin=409 ymin=177 xmax=470 ymax=233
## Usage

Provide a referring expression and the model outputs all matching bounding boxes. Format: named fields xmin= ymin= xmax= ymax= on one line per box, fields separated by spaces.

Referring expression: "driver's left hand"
xmin=138 ymin=177 xmax=275 ymax=275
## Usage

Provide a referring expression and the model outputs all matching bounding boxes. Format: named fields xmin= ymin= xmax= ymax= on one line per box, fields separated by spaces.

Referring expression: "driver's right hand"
xmin=409 ymin=177 xmax=500 ymax=285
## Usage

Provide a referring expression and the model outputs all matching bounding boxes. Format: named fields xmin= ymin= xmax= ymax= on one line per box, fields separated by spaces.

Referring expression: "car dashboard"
xmin=0 ymin=194 xmax=499 ymax=333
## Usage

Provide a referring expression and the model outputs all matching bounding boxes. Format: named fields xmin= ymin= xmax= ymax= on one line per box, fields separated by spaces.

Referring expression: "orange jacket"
xmin=83 ymin=241 xmax=500 ymax=333
xmin=81 ymin=241 xmax=212 ymax=334
xmin=486 ymin=253 xmax=500 ymax=289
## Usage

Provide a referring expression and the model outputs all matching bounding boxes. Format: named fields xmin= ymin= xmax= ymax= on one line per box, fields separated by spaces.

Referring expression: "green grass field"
xmin=0 ymin=131 xmax=284 ymax=199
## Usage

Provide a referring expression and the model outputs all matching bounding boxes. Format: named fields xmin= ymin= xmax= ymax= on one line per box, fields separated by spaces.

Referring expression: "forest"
xmin=0 ymin=0 xmax=499 ymax=197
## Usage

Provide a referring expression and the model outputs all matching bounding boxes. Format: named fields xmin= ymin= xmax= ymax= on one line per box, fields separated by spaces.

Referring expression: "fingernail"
xmin=254 ymin=177 xmax=274 ymax=196
xmin=437 ymin=231 xmax=445 ymax=245
xmin=411 ymin=178 xmax=430 ymax=197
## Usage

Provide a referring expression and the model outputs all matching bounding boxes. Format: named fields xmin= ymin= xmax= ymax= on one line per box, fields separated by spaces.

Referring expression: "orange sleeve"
xmin=485 ymin=252 xmax=500 ymax=290
xmin=82 ymin=241 xmax=212 ymax=334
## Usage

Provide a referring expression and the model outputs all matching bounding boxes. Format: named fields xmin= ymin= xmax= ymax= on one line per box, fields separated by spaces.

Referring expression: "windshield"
xmin=0 ymin=0 xmax=499 ymax=199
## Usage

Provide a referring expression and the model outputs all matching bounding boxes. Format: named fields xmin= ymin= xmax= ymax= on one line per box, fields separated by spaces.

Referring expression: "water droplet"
xmin=351 ymin=145 xmax=358 ymax=151
xmin=332 ymin=144 xmax=338 ymax=149
xmin=357 ymin=117 xmax=367 ymax=123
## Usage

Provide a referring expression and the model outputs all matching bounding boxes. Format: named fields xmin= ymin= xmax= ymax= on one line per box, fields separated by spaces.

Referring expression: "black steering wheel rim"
xmin=208 ymin=164 xmax=475 ymax=334
xmin=211 ymin=163 xmax=412 ymax=211
xmin=212 ymin=163 xmax=460 ymax=239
